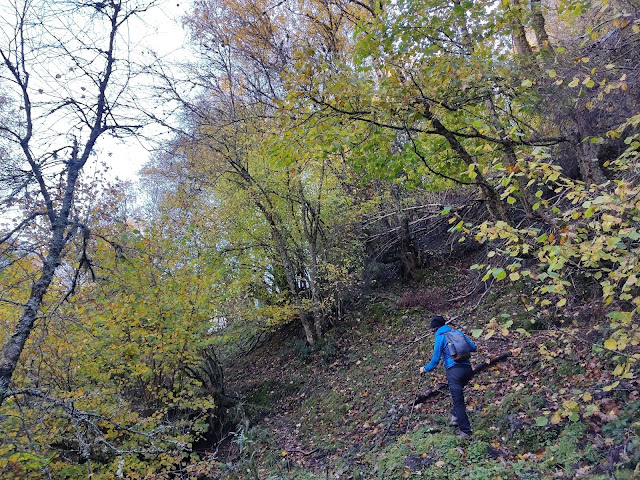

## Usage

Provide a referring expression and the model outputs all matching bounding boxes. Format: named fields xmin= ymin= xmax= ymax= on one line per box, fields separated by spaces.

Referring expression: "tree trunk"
xmin=0 ymin=248 xmax=62 ymax=404
xmin=264 ymin=206 xmax=317 ymax=345
xmin=0 ymin=158 xmax=83 ymax=406
xmin=453 ymin=0 xmax=473 ymax=51
xmin=530 ymin=0 xmax=552 ymax=51
xmin=234 ymin=163 xmax=318 ymax=345
xmin=510 ymin=0 xmax=533 ymax=56
xmin=309 ymin=241 xmax=325 ymax=340
xmin=485 ymin=98 xmax=533 ymax=216
xmin=424 ymin=109 xmax=511 ymax=224
xmin=573 ymin=137 xmax=608 ymax=187
xmin=297 ymin=180 xmax=325 ymax=341
xmin=392 ymin=184 xmax=420 ymax=281
xmin=0 ymin=0 xmax=135 ymax=407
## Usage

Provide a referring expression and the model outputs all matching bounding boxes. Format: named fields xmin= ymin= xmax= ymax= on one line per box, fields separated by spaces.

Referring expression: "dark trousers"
xmin=446 ymin=364 xmax=473 ymax=434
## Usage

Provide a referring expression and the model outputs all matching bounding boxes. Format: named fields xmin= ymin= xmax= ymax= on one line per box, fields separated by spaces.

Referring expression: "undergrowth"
xmin=211 ymin=275 xmax=640 ymax=479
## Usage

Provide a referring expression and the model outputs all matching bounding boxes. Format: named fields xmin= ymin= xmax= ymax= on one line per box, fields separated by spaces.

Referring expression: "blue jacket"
xmin=423 ymin=325 xmax=477 ymax=372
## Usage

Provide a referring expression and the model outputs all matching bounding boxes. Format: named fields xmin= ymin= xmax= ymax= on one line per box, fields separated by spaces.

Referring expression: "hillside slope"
xmin=208 ymin=267 xmax=639 ymax=480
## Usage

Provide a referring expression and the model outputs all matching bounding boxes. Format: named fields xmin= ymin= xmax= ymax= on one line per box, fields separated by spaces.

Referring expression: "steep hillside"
xmin=200 ymin=266 xmax=639 ymax=479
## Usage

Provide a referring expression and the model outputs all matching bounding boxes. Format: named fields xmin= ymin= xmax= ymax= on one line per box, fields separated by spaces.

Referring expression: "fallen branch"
xmin=370 ymin=405 xmax=406 ymax=452
xmin=414 ymin=351 xmax=512 ymax=405
xmin=286 ymin=448 xmax=319 ymax=456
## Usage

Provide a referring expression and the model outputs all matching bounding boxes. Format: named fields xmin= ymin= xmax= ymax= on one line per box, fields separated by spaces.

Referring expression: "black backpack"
xmin=443 ymin=331 xmax=472 ymax=362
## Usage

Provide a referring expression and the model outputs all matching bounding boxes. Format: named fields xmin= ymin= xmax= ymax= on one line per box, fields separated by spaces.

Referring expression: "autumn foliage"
xmin=0 ymin=0 xmax=639 ymax=477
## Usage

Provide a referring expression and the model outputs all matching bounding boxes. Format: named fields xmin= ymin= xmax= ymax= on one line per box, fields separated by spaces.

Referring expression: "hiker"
xmin=420 ymin=315 xmax=477 ymax=438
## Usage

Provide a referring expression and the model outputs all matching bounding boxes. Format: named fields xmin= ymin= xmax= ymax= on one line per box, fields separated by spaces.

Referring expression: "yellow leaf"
xmin=602 ymin=381 xmax=619 ymax=392
xmin=604 ymin=338 xmax=617 ymax=350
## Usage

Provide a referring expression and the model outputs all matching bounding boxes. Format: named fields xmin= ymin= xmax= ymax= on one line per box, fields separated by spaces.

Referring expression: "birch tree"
xmin=0 ymin=0 xmax=157 ymax=406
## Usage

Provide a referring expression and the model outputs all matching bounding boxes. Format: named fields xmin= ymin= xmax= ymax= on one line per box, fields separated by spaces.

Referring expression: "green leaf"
xmin=536 ymin=416 xmax=549 ymax=426
xmin=493 ymin=268 xmax=507 ymax=281
xmin=472 ymin=329 xmax=483 ymax=338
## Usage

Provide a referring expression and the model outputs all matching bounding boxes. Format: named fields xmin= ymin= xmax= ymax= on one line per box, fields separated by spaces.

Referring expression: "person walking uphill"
xmin=420 ymin=315 xmax=477 ymax=439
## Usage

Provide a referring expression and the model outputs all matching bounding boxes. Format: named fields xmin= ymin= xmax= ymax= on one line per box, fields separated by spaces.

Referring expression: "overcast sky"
xmin=100 ymin=0 xmax=190 ymax=182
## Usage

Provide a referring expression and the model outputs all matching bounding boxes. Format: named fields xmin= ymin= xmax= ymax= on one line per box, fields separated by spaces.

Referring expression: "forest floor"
xmin=213 ymin=264 xmax=640 ymax=480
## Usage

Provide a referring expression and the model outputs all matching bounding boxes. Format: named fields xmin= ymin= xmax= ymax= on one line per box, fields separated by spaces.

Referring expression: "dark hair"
xmin=430 ymin=315 xmax=446 ymax=329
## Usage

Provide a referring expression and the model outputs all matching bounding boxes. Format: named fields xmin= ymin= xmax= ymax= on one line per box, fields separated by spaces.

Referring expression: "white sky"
xmin=97 ymin=0 xmax=191 ymax=182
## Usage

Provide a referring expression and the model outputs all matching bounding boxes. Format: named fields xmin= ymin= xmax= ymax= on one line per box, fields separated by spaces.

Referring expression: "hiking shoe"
xmin=458 ymin=432 xmax=472 ymax=440
xmin=449 ymin=415 xmax=458 ymax=427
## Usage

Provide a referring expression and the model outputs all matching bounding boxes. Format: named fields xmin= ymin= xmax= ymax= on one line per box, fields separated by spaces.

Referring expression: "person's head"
xmin=430 ymin=315 xmax=446 ymax=331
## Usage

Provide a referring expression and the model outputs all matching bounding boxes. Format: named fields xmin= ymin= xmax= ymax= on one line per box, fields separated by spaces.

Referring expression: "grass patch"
xmin=369 ymin=430 xmax=517 ymax=480
xmin=247 ymin=379 xmax=301 ymax=408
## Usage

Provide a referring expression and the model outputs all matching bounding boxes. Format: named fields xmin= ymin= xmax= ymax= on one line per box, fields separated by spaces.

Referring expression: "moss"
xmin=369 ymin=430 xmax=521 ymax=480
xmin=511 ymin=312 xmax=538 ymax=331
xmin=516 ymin=425 xmax=561 ymax=452
xmin=556 ymin=359 xmax=586 ymax=377
xmin=544 ymin=422 xmax=588 ymax=476
xmin=417 ymin=267 xmax=458 ymax=288
xmin=367 ymin=300 xmax=390 ymax=322
xmin=298 ymin=389 xmax=351 ymax=439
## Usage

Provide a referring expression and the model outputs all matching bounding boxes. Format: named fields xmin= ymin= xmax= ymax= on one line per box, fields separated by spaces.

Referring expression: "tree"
xmin=0 ymin=0 xmax=157 ymax=406
xmin=149 ymin=0 xmax=374 ymax=345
